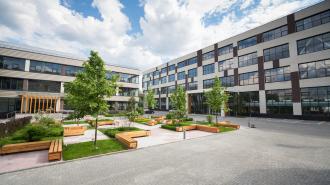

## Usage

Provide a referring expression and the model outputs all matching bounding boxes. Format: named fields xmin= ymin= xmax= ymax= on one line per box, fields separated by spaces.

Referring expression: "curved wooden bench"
xmin=216 ymin=121 xmax=240 ymax=129
xmin=64 ymin=126 xmax=86 ymax=137
xmin=115 ymin=130 xmax=151 ymax=149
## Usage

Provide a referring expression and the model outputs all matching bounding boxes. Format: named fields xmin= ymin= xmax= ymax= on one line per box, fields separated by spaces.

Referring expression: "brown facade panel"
xmin=273 ymin=59 xmax=280 ymax=68
xmin=233 ymin=46 xmax=238 ymax=57
xmin=287 ymin=14 xmax=295 ymax=34
xmin=214 ymin=43 xmax=218 ymax=63
xmin=166 ymin=63 xmax=169 ymax=75
xmin=256 ymin=34 xmax=262 ymax=43
xmin=258 ymin=56 xmax=265 ymax=90
xmin=185 ymin=75 xmax=188 ymax=90
xmin=234 ymin=68 xmax=239 ymax=86
xmin=197 ymin=50 xmax=203 ymax=67
xmin=291 ymin=72 xmax=301 ymax=102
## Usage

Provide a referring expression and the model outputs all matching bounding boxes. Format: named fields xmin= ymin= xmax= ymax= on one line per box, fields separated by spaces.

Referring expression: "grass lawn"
xmin=99 ymin=127 xmax=142 ymax=138
xmin=62 ymin=139 xmax=126 ymax=160
xmin=218 ymin=126 xmax=236 ymax=132
xmin=63 ymin=120 xmax=89 ymax=125
xmin=161 ymin=121 xmax=236 ymax=133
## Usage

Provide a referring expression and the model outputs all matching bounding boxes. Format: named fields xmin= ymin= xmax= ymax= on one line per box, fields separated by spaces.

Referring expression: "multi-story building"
xmin=0 ymin=41 xmax=140 ymax=117
xmin=143 ymin=0 xmax=330 ymax=121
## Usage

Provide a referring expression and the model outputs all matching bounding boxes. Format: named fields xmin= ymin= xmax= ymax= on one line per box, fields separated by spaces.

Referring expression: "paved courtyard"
xmin=1 ymin=116 xmax=330 ymax=185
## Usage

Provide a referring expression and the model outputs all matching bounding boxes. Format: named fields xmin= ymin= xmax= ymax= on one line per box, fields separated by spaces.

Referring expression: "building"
xmin=142 ymin=0 xmax=330 ymax=121
xmin=0 ymin=41 xmax=140 ymax=117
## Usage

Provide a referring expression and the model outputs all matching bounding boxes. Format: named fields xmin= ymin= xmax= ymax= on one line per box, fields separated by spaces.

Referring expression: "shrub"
xmin=207 ymin=115 xmax=213 ymax=123
xmin=180 ymin=117 xmax=193 ymax=122
xmin=126 ymin=111 xmax=139 ymax=122
xmin=166 ymin=112 xmax=175 ymax=119
xmin=25 ymin=125 xmax=47 ymax=141
xmin=39 ymin=116 xmax=56 ymax=126
xmin=46 ymin=125 xmax=64 ymax=137
xmin=100 ymin=127 xmax=141 ymax=138
xmin=136 ymin=107 xmax=144 ymax=115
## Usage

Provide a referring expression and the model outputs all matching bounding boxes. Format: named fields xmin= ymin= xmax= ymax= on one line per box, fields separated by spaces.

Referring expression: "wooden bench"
xmin=176 ymin=125 xmax=219 ymax=133
xmin=90 ymin=120 xmax=114 ymax=126
xmin=48 ymin=139 xmax=62 ymax=161
xmin=216 ymin=121 xmax=240 ymax=129
xmin=147 ymin=120 xmax=157 ymax=126
xmin=63 ymin=126 xmax=86 ymax=137
xmin=115 ymin=130 xmax=151 ymax=149
xmin=0 ymin=139 xmax=62 ymax=161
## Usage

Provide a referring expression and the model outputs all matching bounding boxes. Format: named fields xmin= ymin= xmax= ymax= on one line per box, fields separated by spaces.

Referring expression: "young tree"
xmin=205 ymin=77 xmax=230 ymax=123
xmin=127 ymin=96 xmax=137 ymax=112
xmin=145 ymin=89 xmax=156 ymax=111
xmin=170 ymin=86 xmax=187 ymax=118
xmin=65 ymin=51 xmax=118 ymax=147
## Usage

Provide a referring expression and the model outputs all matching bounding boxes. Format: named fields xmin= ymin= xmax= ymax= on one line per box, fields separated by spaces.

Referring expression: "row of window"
xmin=297 ymin=32 xmax=330 ymax=55
xmin=0 ymin=77 xmax=61 ymax=93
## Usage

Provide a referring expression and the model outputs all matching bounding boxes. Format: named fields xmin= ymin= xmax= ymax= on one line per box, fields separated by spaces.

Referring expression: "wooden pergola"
xmin=20 ymin=95 xmax=60 ymax=114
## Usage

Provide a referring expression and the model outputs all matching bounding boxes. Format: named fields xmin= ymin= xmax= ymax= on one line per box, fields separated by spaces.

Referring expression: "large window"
xmin=177 ymin=71 xmax=185 ymax=80
xmin=203 ymin=79 xmax=214 ymax=89
xmin=239 ymin=71 xmax=259 ymax=85
xmin=153 ymin=70 xmax=159 ymax=76
xmin=118 ymin=87 xmax=138 ymax=96
xmin=161 ymin=67 xmax=167 ymax=74
xmin=0 ymin=56 xmax=25 ymax=71
xmin=177 ymin=61 xmax=185 ymax=68
xmin=168 ymin=64 xmax=175 ymax=71
xmin=153 ymin=79 xmax=159 ymax=86
xmin=65 ymin=65 xmax=83 ymax=76
xmin=266 ymin=89 xmax=293 ymax=115
xmin=296 ymin=10 xmax=330 ymax=32
xmin=238 ymin=36 xmax=257 ymax=49
xmin=263 ymin=44 xmax=289 ymax=62
xmin=299 ymin=59 xmax=330 ymax=79
xmin=30 ymin=61 xmax=61 ymax=75
xmin=262 ymin=25 xmax=288 ymax=42
xmin=187 ymin=57 xmax=197 ymax=65
xmin=220 ymin=76 xmax=234 ymax=87
xmin=228 ymin=91 xmax=260 ymax=116
xmin=168 ymin=74 xmax=175 ymax=82
xmin=203 ymin=63 xmax=214 ymax=75
xmin=218 ymin=44 xmax=233 ymax=56
xmin=202 ymin=51 xmax=214 ymax=61
xmin=218 ymin=58 xmax=234 ymax=71
xmin=297 ymin=32 xmax=330 ymax=55
xmin=265 ymin=66 xmax=291 ymax=83
xmin=168 ymin=86 xmax=176 ymax=94
xmin=28 ymin=80 xmax=61 ymax=93
xmin=238 ymin=52 xmax=258 ymax=67
xmin=0 ymin=77 xmax=23 ymax=91
xmin=187 ymin=82 xmax=198 ymax=91
xmin=188 ymin=68 xmax=197 ymax=78
xmin=301 ymin=86 xmax=330 ymax=117
xmin=112 ymin=72 xmax=139 ymax=84
xmin=161 ymin=87 xmax=168 ymax=94
xmin=161 ymin=76 xmax=167 ymax=84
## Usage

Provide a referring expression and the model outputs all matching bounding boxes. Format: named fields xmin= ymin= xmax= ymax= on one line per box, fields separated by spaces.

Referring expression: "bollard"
xmin=183 ymin=129 xmax=186 ymax=139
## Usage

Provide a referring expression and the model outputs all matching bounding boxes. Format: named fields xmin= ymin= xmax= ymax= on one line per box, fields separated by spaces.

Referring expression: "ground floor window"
xmin=0 ymin=97 xmax=21 ymax=114
xmin=160 ymin=98 xmax=167 ymax=110
xmin=228 ymin=91 xmax=259 ymax=116
xmin=266 ymin=89 xmax=292 ymax=115
xmin=189 ymin=93 xmax=208 ymax=114
xmin=301 ymin=86 xmax=330 ymax=118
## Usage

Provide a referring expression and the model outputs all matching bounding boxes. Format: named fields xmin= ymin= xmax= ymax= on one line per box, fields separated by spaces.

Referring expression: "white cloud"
xmin=0 ymin=0 xmax=323 ymax=70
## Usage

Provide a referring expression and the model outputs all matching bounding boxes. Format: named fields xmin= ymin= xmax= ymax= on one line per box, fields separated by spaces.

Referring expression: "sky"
xmin=0 ymin=0 xmax=323 ymax=70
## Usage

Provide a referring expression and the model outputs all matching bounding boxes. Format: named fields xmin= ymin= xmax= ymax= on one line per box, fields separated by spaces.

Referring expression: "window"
xmin=265 ymin=66 xmax=291 ymax=83
xmin=203 ymin=63 xmax=214 ymax=75
xmin=168 ymin=74 xmax=175 ymax=82
xmin=161 ymin=67 xmax=167 ymax=74
xmin=238 ymin=52 xmax=258 ymax=67
xmin=168 ymin=86 xmax=176 ymax=94
xmin=218 ymin=44 xmax=233 ymax=56
xmin=153 ymin=88 xmax=160 ymax=95
xmin=266 ymin=89 xmax=292 ymax=115
xmin=203 ymin=79 xmax=214 ymax=89
xmin=153 ymin=79 xmax=159 ymax=86
xmin=299 ymin=59 xmax=330 ymax=79
xmin=202 ymin=51 xmax=214 ymax=61
xmin=263 ymin=44 xmax=289 ymax=62
xmin=187 ymin=82 xmax=198 ymax=91
xmin=177 ymin=61 xmax=185 ymax=68
xmin=301 ymin=86 xmax=330 ymax=117
xmin=65 ymin=65 xmax=83 ymax=76
xmin=296 ymin=10 xmax=330 ymax=32
xmin=262 ymin=25 xmax=288 ymax=42
xmin=118 ymin=87 xmax=137 ymax=96
xmin=30 ymin=61 xmax=61 ymax=75
xmin=153 ymin=70 xmax=159 ymax=76
xmin=187 ymin=57 xmax=197 ymax=65
xmin=168 ymin=64 xmax=175 ymax=71
xmin=161 ymin=76 xmax=167 ymax=84
xmin=297 ymin=32 xmax=330 ymax=55
xmin=114 ymin=73 xmax=139 ymax=84
xmin=28 ymin=80 xmax=61 ymax=93
xmin=238 ymin=36 xmax=257 ymax=49
xmin=239 ymin=71 xmax=259 ymax=85
xmin=188 ymin=68 xmax=197 ymax=78
xmin=177 ymin=71 xmax=186 ymax=80
xmin=219 ymin=76 xmax=234 ymax=87
xmin=0 ymin=77 xmax=23 ymax=91
xmin=0 ymin=56 xmax=25 ymax=71
xmin=218 ymin=58 xmax=234 ymax=71
xmin=161 ymin=87 xmax=168 ymax=94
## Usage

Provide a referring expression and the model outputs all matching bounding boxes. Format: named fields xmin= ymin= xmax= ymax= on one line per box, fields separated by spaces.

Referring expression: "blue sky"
xmin=0 ymin=0 xmax=324 ymax=69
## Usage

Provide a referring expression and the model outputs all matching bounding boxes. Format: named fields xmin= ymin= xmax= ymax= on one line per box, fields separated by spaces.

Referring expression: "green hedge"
xmin=99 ymin=127 xmax=141 ymax=138
xmin=161 ymin=122 xmax=193 ymax=131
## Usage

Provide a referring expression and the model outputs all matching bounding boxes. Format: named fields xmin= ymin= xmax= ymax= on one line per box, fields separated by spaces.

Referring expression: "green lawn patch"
xmin=62 ymin=139 xmax=126 ymax=160
xmin=217 ymin=126 xmax=236 ymax=132
xmin=63 ymin=120 xmax=89 ymax=125
xmin=133 ymin=117 xmax=151 ymax=125
xmin=99 ymin=127 xmax=142 ymax=138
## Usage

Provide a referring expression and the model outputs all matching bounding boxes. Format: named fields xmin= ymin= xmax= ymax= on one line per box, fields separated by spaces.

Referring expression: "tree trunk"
xmin=215 ymin=113 xmax=218 ymax=124
xmin=94 ymin=115 xmax=98 ymax=147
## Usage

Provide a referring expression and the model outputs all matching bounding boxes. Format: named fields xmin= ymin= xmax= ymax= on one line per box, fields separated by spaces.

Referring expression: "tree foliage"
xmin=64 ymin=51 xmax=118 ymax=146
xmin=170 ymin=86 xmax=187 ymax=118
xmin=204 ymin=77 xmax=229 ymax=123
xmin=145 ymin=89 xmax=156 ymax=110
xmin=127 ymin=96 xmax=137 ymax=112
